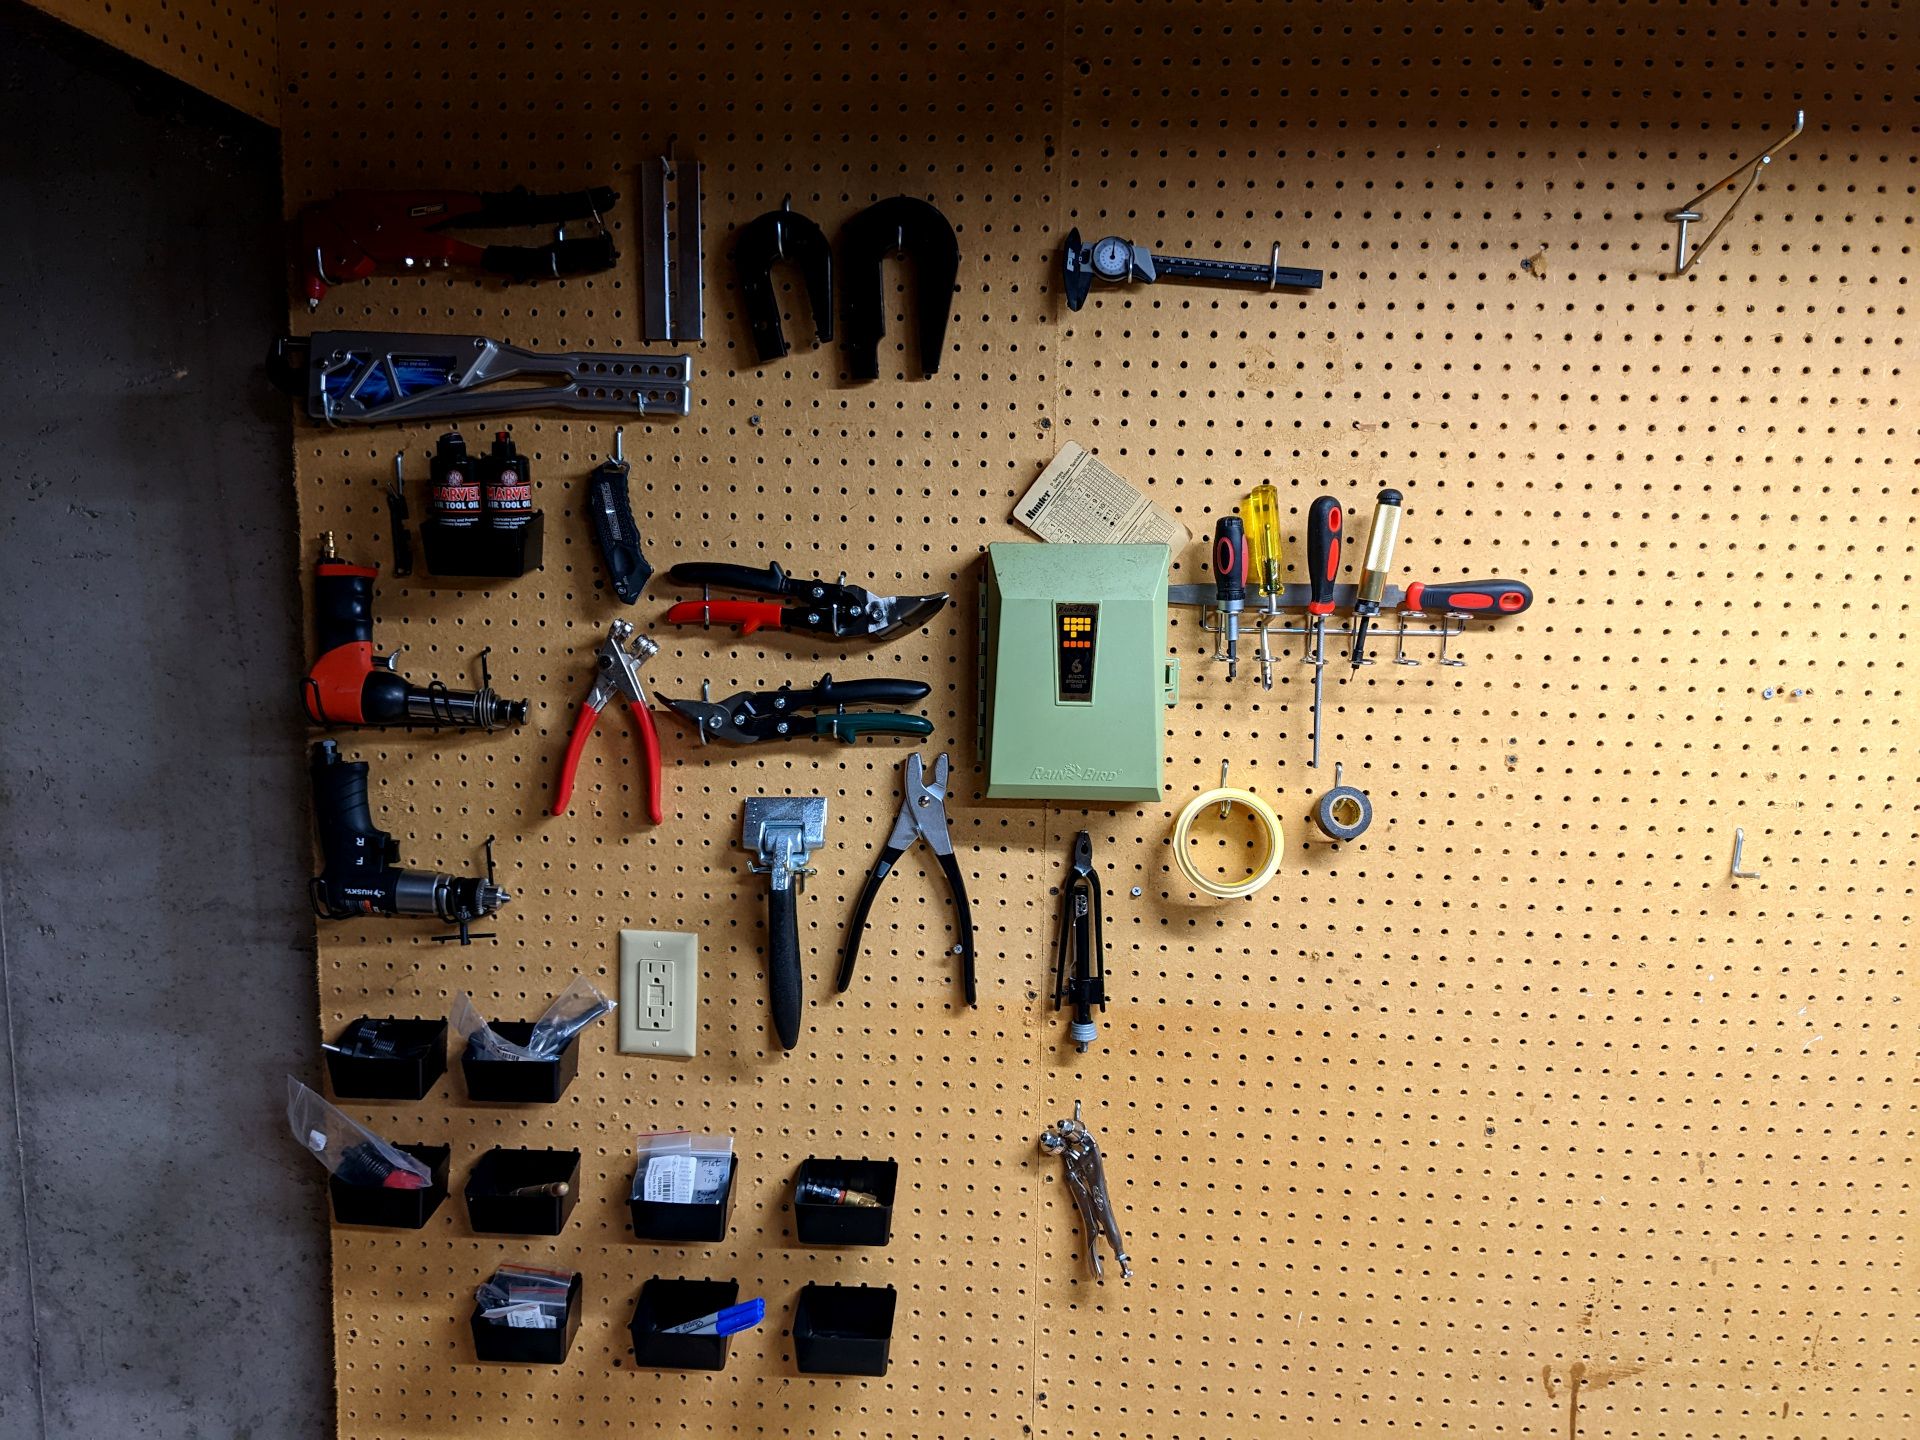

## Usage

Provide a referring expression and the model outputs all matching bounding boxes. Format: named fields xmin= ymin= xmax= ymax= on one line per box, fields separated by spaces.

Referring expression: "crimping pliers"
xmin=659 ymin=674 xmax=932 ymax=745
xmin=298 ymin=185 xmax=619 ymax=308
xmin=662 ymin=563 xmax=948 ymax=642
xmin=552 ymin=621 xmax=663 ymax=825
xmin=837 ymin=752 xmax=976 ymax=1004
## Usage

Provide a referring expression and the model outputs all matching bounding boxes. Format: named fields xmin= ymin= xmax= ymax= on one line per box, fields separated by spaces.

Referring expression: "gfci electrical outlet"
xmin=617 ymin=930 xmax=698 ymax=1058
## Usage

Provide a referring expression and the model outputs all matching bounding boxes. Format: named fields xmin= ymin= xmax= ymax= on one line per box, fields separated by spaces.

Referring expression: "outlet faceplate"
xmin=617 ymin=930 xmax=698 ymax=1058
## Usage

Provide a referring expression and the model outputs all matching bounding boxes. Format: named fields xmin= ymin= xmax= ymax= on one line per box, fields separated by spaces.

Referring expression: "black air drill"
xmin=309 ymin=741 xmax=509 ymax=943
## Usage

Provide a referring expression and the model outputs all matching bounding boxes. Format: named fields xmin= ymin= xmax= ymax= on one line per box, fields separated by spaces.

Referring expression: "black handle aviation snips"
xmin=767 ymin=882 xmax=804 ymax=1050
xmin=666 ymin=562 xmax=795 ymax=597
xmin=796 ymin=676 xmax=930 ymax=710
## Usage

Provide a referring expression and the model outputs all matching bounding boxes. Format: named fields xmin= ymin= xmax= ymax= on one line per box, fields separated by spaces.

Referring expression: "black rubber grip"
xmin=793 ymin=676 xmax=930 ymax=709
xmin=836 ymin=847 xmax=903 ymax=991
xmin=479 ymin=235 xmax=618 ymax=282
xmin=1307 ymin=495 xmax=1343 ymax=614
xmin=667 ymin=562 xmax=793 ymax=597
xmin=937 ymin=850 xmax=978 ymax=1006
xmin=1212 ymin=516 xmax=1248 ymax=604
xmin=768 ymin=884 xmax=803 ymax=1050
xmin=1403 ymin=578 xmax=1533 ymax=616
xmin=470 ymin=185 xmax=619 ymax=227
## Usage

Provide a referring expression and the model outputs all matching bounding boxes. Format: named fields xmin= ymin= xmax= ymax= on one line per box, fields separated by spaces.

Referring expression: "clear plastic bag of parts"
xmin=451 ymin=975 xmax=615 ymax=1062
xmin=631 ymin=1132 xmax=734 ymax=1206
xmin=475 ymin=1263 xmax=573 ymax=1330
xmin=284 ymin=1076 xmax=431 ymax=1188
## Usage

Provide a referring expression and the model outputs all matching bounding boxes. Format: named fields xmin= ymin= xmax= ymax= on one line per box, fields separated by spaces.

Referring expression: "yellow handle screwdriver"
xmin=1240 ymin=482 xmax=1283 ymax=688
xmin=1349 ymin=488 xmax=1404 ymax=669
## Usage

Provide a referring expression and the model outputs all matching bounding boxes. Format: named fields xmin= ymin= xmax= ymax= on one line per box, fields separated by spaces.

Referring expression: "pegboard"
xmin=28 ymin=0 xmax=279 ymax=123
xmin=281 ymin=5 xmax=1918 ymax=1438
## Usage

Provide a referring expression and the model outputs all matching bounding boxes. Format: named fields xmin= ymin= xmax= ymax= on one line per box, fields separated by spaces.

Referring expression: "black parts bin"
xmin=461 ymin=1021 xmax=580 ymax=1103
xmin=464 ymin=1147 xmax=582 ymax=1236
xmin=793 ymin=1282 xmax=897 ymax=1377
xmin=793 ymin=1157 xmax=898 ymax=1247
xmin=629 ymin=1277 xmax=741 ymax=1371
xmin=470 ymin=1271 xmax=582 ymax=1364
xmin=323 ymin=1016 xmax=447 ymax=1101
xmin=328 ymin=1142 xmax=449 ymax=1229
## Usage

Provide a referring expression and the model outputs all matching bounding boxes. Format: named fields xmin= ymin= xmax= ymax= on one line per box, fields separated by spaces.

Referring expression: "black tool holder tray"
xmin=629 ymin=1277 xmax=741 ymax=1370
xmin=470 ymin=1271 xmax=582 ymax=1364
xmin=629 ymin=1153 xmax=737 ymax=1243
xmin=793 ymin=1157 xmax=899 ymax=1247
xmin=420 ymin=513 xmax=544 ymax=579
xmin=464 ymin=1147 xmax=582 ymax=1235
xmin=323 ymin=1016 xmax=447 ymax=1101
xmin=793 ymin=1282 xmax=897 ymax=1376
xmin=461 ymin=1021 xmax=580 ymax=1103
xmin=328 ymin=1142 xmax=449 ymax=1229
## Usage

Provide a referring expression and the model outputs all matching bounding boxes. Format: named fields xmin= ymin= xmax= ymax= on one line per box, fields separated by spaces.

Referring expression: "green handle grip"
xmin=819 ymin=713 xmax=934 ymax=743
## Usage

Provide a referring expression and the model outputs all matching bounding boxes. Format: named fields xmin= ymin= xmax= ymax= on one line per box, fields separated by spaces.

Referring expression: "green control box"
xmin=982 ymin=542 xmax=1179 ymax=802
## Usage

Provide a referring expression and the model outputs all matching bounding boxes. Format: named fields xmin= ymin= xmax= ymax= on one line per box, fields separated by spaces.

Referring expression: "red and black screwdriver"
xmin=1304 ymin=495 xmax=1342 ymax=767
xmin=1211 ymin=514 xmax=1249 ymax=680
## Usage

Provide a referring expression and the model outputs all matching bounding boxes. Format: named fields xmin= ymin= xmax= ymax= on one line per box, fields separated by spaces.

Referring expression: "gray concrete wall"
xmin=0 ymin=6 xmax=331 ymax=1436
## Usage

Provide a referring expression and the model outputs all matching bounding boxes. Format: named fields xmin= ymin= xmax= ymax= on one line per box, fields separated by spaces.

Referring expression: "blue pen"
xmin=660 ymin=1297 xmax=767 ymax=1337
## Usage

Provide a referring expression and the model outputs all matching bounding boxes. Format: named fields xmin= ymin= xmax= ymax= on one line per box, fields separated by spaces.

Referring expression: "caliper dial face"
xmin=1090 ymin=235 xmax=1134 ymax=280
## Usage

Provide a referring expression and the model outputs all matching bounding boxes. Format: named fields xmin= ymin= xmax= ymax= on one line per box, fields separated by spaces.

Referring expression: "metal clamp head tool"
xmin=837 ymin=754 xmax=977 ymax=1004
xmin=1040 ymin=1100 xmax=1132 ymax=1281
xmin=742 ymin=796 xmax=829 ymax=1050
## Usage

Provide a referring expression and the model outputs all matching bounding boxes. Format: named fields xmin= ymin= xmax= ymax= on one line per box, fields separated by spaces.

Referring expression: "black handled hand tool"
xmin=742 ymin=797 xmax=828 ymax=1050
xmin=1211 ymin=515 xmax=1248 ymax=680
xmin=837 ymin=753 xmax=976 ymax=1005
xmin=659 ymin=674 xmax=932 ymax=745
xmin=662 ymin=562 xmax=948 ymax=642
xmin=1052 ymin=831 xmax=1106 ymax=1053
xmin=586 ymin=429 xmax=652 ymax=603
xmin=1349 ymin=488 xmax=1404 ymax=669
xmin=302 ymin=533 xmax=527 ymax=730
xmin=308 ymin=740 xmax=507 ymax=945
xmin=1305 ymin=495 xmax=1343 ymax=768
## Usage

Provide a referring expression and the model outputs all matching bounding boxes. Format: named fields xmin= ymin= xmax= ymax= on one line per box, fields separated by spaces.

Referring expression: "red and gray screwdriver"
xmin=1349 ymin=488 xmax=1404 ymax=669
xmin=1304 ymin=495 xmax=1342 ymax=768
xmin=1211 ymin=514 xmax=1249 ymax=680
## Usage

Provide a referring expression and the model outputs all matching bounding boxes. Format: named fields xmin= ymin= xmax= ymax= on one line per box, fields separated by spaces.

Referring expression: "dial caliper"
xmin=1062 ymin=228 xmax=1323 ymax=311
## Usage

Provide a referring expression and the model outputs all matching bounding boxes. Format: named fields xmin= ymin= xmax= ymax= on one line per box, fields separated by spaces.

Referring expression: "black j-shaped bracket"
xmin=841 ymin=196 xmax=960 ymax=381
xmin=734 ymin=203 xmax=835 ymax=364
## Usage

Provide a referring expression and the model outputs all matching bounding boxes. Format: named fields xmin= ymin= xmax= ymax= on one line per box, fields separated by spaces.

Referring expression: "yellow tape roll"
xmin=1171 ymin=786 xmax=1286 ymax=899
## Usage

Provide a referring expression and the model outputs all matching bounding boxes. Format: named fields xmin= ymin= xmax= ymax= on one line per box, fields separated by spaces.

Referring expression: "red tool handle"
xmin=1306 ymin=495 xmax=1343 ymax=615
xmin=551 ymin=707 xmax=599 ymax=816
xmin=662 ymin=599 xmax=785 ymax=635
xmin=630 ymin=701 xmax=664 ymax=826
xmin=1402 ymin=579 xmax=1533 ymax=616
xmin=1212 ymin=515 xmax=1248 ymax=605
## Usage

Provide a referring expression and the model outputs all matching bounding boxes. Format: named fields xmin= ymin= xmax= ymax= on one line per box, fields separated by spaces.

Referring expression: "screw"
xmin=1130 ymin=887 xmax=1142 ymax=898
xmin=1762 ymin=687 xmax=1776 ymax=699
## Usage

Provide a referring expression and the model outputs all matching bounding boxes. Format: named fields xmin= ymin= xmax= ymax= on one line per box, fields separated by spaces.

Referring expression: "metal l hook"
xmin=1665 ymin=109 xmax=1806 ymax=275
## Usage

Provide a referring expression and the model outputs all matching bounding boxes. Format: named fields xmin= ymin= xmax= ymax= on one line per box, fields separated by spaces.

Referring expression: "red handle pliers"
xmin=552 ymin=621 xmax=664 ymax=825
